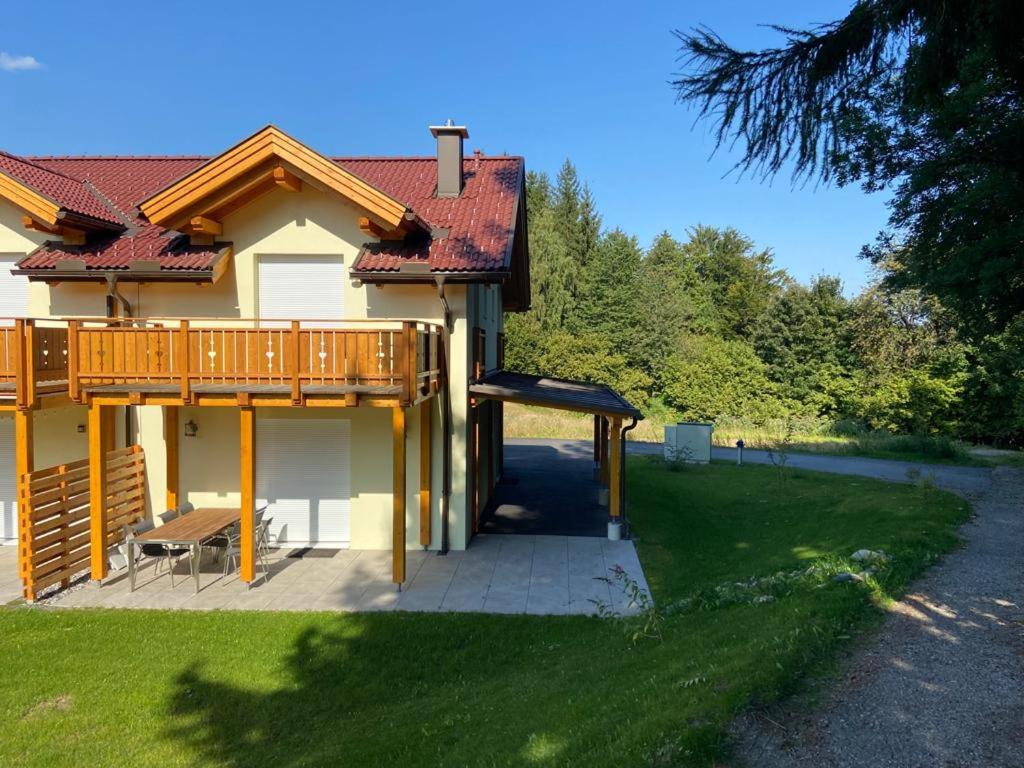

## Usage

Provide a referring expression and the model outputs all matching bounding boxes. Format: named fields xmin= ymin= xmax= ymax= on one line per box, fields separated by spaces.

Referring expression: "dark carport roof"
xmin=469 ymin=371 xmax=642 ymax=419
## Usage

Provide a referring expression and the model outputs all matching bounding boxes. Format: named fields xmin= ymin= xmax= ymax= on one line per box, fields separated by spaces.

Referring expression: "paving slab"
xmin=16 ymin=532 xmax=648 ymax=616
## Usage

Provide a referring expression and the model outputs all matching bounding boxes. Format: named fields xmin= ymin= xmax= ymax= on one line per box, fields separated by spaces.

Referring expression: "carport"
xmin=468 ymin=371 xmax=642 ymax=537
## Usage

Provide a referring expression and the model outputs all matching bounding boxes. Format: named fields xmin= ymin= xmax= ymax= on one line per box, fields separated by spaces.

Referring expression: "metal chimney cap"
xmin=429 ymin=122 xmax=469 ymax=139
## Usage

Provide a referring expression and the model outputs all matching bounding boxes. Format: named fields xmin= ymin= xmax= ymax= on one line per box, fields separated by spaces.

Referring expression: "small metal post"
xmin=736 ymin=439 xmax=745 ymax=466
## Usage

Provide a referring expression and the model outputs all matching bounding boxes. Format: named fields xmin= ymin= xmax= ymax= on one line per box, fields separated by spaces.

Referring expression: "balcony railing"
xmin=0 ymin=320 xmax=70 ymax=409
xmin=0 ymin=318 xmax=444 ymax=408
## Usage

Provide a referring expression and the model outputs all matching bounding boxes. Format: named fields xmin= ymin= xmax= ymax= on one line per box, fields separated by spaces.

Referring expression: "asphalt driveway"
xmin=506 ymin=438 xmax=993 ymax=495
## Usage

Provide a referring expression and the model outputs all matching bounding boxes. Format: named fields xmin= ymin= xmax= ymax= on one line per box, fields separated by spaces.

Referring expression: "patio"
xmin=23 ymin=534 xmax=649 ymax=615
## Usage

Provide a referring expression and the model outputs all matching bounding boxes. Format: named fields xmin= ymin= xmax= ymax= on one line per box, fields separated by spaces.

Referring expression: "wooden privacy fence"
xmin=19 ymin=445 xmax=146 ymax=601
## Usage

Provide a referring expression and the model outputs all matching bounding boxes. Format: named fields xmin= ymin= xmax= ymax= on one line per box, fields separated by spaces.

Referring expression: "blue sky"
xmin=0 ymin=0 xmax=886 ymax=292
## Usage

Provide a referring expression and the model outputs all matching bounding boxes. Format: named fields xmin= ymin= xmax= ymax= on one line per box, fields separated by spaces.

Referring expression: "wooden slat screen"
xmin=19 ymin=445 xmax=146 ymax=601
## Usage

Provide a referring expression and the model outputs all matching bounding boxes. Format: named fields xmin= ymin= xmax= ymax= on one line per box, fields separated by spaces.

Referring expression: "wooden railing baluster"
xmin=68 ymin=321 xmax=80 ymax=402
xmin=179 ymin=320 xmax=190 ymax=402
xmin=290 ymin=321 xmax=301 ymax=404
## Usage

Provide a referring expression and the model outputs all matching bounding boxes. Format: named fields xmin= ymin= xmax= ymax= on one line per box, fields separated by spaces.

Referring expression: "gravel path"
xmin=729 ymin=466 xmax=1024 ymax=767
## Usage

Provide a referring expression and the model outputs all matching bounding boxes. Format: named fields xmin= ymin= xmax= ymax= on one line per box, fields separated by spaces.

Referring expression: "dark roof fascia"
xmin=469 ymin=372 xmax=643 ymax=419
xmin=501 ymin=159 xmax=526 ymax=272
xmin=352 ymin=269 xmax=510 ymax=284
xmin=55 ymin=210 xmax=126 ymax=233
xmin=14 ymin=269 xmax=216 ymax=283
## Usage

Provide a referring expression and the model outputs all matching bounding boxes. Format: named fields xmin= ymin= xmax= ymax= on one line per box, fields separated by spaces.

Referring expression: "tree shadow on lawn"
xmin=161 ymin=611 xmax=640 ymax=768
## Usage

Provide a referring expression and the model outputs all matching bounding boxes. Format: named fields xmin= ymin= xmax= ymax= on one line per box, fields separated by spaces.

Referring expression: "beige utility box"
xmin=664 ymin=422 xmax=714 ymax=464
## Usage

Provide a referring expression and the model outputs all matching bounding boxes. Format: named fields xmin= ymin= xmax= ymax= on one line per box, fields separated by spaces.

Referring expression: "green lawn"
xmin=0 ymin=459 xmax=968 ymax=767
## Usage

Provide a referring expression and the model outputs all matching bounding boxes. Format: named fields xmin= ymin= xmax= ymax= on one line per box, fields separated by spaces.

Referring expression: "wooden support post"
xmin=15 ymin=319 xmax=32 ymax=409
xmin=392 ymin=406 xmax=407 ymax=585
xmin=179 ymin=320 xmax=191 ymax=403
xmin=15 ymin=409 xmax=33 ymax=600
xmin=599 ymin=417 xmax=610 ymax=486
xmin=57 ymin=461 xmax=70 ymax=590
xmin=496 ymin=401 xmax=504 ymax=482
xmin=290 ymin=320 xmax=301 ymax=405
xmin=165 ymin=406 xmax=179 ymax=510
xmin=419 ymin=399 xmax=432 ymax=547
xmin=593 ymin=414 xmax=601 ymax=465
xmin=67 ymin=320 xmax=81 ymax=402
xmin=407 ymin=322 xmax=419 ymax=398
xmin=397 ymin=322 xmax=412 ymax=406
xmin=470 ymin=404 xmax=480 ymax=533
xmin=484 ymin=403 xmax=494 ymax=497
xmin=88 ymin=403 xmax=108 ymax=582
xmin=609 ymin=417 xmax=623 ymax=519
xmin=101 ymin=405 xmax=116 ymax=454
xmin=239 ymin=407 xmax=256 ymax=584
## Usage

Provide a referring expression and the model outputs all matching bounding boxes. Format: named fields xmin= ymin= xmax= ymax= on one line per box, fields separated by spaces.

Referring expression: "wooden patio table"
xmin=128 ymin=508 xmax=241 ymax=594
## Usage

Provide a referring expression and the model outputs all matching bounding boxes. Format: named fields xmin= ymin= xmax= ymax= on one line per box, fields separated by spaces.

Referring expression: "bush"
xmin=661 ymin=335 xmax=791 ymax=423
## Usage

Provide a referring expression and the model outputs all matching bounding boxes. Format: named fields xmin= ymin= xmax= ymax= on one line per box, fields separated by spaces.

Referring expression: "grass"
xmin=503 ymin=403 xmax=1024 ymax=467
xmin=0 ymin=460 xmax=968 ymax=767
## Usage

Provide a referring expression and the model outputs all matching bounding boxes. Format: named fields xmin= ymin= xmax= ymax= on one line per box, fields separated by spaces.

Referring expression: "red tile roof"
xmin=339 ymin=156 xmax=523 ymax=274
xmin=0 ymin=151 xmax=125 ymax=226
xmin=13 ymin=153 xmax=523 ymax=276
xmin=17 ymin=157 xmax=221 ymax=272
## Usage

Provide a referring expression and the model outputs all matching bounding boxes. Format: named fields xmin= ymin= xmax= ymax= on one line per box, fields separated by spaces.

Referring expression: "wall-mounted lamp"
xmin=184 ymin=420 xmax=199 ymax=438
xmin=76 ymin=424 xmax=86 ymax=434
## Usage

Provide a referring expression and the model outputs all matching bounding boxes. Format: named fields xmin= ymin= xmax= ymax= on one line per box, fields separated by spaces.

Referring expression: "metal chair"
xmin=201 ymin=521 xmax=240 ymax=572
xmin=257 ymin=516 xmax=273 ymax=558
xmin=151 ymin=508 xmax=193 ymax=587
xmin=121 ymin=519 xmax=155 ymax=571
xmin=222 ymin=517 xmax=272 ymax=582
xmin=125 ymin=517 xmax=188 ymax=586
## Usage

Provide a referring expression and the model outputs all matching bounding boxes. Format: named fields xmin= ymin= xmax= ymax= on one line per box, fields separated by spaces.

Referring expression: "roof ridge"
xmin=0 ymin=149 xmax=96 ymax=184
xmin=29 ymin=155 xmax=211 ymax=162
xmin=335 ymin=155 xmax=521 ymax=162
xmin=20 ymin=154 xmax=521 ymax=163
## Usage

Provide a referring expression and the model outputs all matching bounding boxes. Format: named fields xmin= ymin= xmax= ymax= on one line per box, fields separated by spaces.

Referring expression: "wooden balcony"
xmin=1 ymin=318 xmax=444 ymax=409
xmin=0 ymin=320 xmax=70 ymax=410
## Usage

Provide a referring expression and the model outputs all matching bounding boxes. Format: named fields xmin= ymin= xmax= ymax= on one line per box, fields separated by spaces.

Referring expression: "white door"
xmin=256 ymin=417 xmax=351 ymax=547
xmin=0 ymin=419 xmax=16 ymax=543
xmin=257 ymin=255 xmax=346 ymax=324
xmin=0 ymin=254 xmax=29 ymax=322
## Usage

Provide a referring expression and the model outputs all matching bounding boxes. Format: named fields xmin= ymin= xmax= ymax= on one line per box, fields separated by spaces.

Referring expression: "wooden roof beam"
xmin=188 ymin=216 xmax=223 ymax=235
xmin=164 ymin=163 xmax=278 ymax=231
xmin=1 ymin=173 xmax=61 ymax=226
xmin=22 ymin=215 xmax=86 ymax=245
xmin=273 ymin=166 xmax=302 ymax=192
xmin=359 ymin=216 xmax=405 ymax=241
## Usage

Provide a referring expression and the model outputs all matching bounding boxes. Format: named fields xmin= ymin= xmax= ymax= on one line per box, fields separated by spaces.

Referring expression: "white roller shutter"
xmin=256 ymin=417 xmax=350 ymax=547
xmin=257 ymin=255 xmax=345 ymax=323
xmin=0 ymin=419 xmax=15 ymax=543
xmin=0 ymin=255 xmax=29 ymax=322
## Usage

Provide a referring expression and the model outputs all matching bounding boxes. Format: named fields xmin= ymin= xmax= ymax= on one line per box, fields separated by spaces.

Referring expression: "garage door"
xmin=0 ymin=419 xmax=15 ymax=543
xmin=257 ymin=255 xmax=345 ymax=323
xmin=256 ymin=417 xmax=350 ymax=547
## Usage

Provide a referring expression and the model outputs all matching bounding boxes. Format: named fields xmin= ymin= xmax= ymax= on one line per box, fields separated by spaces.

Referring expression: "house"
xmin=0 ymin=124 xmax=639 ymax=601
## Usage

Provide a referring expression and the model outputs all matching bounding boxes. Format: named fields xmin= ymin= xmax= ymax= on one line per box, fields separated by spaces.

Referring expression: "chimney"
xmin=429 ymin=119 xmax=469 ymax=198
